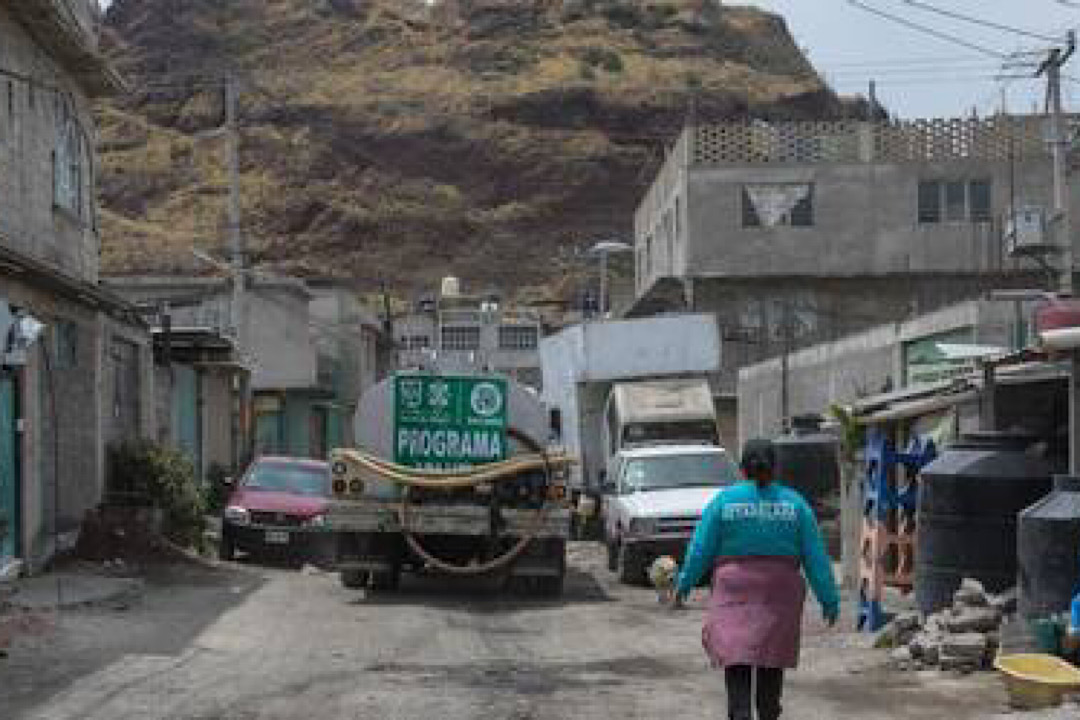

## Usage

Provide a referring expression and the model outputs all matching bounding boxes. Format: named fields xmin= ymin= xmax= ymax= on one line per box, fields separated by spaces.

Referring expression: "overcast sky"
xmin=95 ymin=1 xmax=1080 ymax=118
xmin=740 ymin=0 xmax=1080 ymax=118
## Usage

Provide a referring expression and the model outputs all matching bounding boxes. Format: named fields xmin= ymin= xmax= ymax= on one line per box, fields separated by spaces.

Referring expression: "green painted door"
xmin=173 ymin=365 xmax=201 ymax=470
xmin=255 ymin=411 xmax=284 ymax=456
xmin=0 ymin=375 xmax=18 ymax=561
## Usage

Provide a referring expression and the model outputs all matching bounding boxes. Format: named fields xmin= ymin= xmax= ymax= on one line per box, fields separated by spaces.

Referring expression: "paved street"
xmin=1 ymin=544 xmax=1071 ymax=720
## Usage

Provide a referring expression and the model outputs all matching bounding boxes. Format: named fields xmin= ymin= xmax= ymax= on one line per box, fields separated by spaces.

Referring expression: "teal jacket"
xmin=675 ymin=480 xmax=840 ymax=616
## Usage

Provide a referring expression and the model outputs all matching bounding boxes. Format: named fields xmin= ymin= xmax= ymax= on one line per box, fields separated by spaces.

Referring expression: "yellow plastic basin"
xmin=994 ymin=653 xmax=1080 ymax=710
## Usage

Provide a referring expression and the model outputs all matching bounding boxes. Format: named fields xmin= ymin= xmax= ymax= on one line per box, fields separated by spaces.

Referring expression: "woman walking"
xmin=674 ymin=438 xmax=840 ymax=720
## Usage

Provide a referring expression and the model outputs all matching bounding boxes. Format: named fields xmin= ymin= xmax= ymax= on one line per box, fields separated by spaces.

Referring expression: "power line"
xmin=846 ymin=0 xmax=1008 ymax=58
xmin=812 ymin=53 xmax=992 ymax=66
xmin=896 ymin=0 xmax=1064 ymax=43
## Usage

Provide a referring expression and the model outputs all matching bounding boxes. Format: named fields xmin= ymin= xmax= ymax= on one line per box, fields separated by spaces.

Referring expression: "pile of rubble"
xmin=876 ymin=579 xmax=1017 ymax=673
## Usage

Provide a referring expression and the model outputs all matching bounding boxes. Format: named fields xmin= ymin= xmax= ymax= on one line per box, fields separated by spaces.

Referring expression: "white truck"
xmin=540 ymin=314 xmax=722 ymax=537
xmin=325 ymin=373 xmax=571 ymax=595
xmin=602 ymin=444 xmax=741 ymax=584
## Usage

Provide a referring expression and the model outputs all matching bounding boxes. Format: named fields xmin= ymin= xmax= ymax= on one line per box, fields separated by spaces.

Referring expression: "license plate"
xmin=265 ymin=530 xmax=290 ymax=545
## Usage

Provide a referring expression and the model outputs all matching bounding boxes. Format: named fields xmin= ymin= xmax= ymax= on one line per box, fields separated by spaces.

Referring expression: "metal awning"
xmin=858 ymin=390 xmax=978 ymax=424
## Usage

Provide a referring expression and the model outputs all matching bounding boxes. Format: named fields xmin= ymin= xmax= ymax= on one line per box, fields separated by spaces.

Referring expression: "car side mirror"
xmin=222 ymin=476 xmax=235 ymax=488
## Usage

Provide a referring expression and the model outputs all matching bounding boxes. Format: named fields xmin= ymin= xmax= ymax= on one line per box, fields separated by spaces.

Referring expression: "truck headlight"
xmin=224 ymin=506 xmax=250 ymax=525
xmin=628 ymin=517 xmax=657 ymax=537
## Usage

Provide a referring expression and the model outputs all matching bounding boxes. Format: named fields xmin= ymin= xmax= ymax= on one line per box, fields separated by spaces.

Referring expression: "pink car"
xmin=219 ymin=456 xmax=332 ymax=562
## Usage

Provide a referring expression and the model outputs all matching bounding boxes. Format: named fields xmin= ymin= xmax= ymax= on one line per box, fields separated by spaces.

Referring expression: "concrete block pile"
xmin=876 ymin=579 xmax=1017 ymax=673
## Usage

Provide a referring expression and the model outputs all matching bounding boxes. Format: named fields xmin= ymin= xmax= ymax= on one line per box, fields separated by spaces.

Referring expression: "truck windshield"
xmin=246 ymin=462 xmax=330 ymax=496
xmin=623 ymin=421 xmax=717 ymax=446
xmin=622 ymin=453 xmax=740 ymax=492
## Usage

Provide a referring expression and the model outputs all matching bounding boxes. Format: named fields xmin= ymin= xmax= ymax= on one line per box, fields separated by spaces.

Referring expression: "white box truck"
xmin=539 ymin=314 xmax=722 ymax=536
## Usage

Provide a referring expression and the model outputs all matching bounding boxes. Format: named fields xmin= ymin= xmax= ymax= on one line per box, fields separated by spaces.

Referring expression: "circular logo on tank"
xmin=470 ymin=382 xmax=503 ymax=417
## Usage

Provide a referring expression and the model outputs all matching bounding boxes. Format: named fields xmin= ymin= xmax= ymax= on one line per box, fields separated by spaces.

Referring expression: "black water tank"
xmin=774 ymin=415 xmax=839 ymax=512
xmin=1018 ymin=475 xmax=1080 ymax=619
xmin=915 ymin=432 xmax=1053 ymax=614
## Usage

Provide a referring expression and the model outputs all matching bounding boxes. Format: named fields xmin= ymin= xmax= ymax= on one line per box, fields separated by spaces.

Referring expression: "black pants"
xmin=724 ymin=665 xmax=784 ymax=720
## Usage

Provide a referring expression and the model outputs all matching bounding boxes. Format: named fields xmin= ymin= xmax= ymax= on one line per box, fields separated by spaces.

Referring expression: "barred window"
xmin=401 ymin=334 xmax=431 ymax=351
xmin=54 ymin=101 xmax=84 ymax=217
xmin=441 ymin=325 xmax=480 ymax=351
xmin=498 ymin=326 xmax=538 ymax=350
xmin=918 ymin=178 xmax=992 ymax=224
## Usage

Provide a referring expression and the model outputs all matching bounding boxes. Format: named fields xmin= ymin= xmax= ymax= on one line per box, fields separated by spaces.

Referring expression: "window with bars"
xmin=917 ymin=179 xmax=992 ymax=224
xmin=498 ymin=325 xmax=538 ymax=350
xmin=400 ymin=334 xmax=431 ymax=351
xmin=53 ymin=101 xmax=84 ymax=218
xmin=440 ymin=325 xmax=480 ymax=351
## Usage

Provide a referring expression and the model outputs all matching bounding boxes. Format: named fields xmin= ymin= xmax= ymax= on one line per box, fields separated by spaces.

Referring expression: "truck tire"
xmin=218 ymin=528 xmax=236 ymax=562
xmin=618 ymin=545 xmax=647 ymax=586
xmin=340 ymin=569 xmax=369 ymax=589
xmin=538 ymin=540 xmax=567 ymax=598
xmin=370 ymin=564 xmax=401 ymax=592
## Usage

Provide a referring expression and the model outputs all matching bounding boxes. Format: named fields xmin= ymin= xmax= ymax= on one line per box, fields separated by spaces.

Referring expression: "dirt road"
xmin=3 ymin=544 xmax=1072 ymax=719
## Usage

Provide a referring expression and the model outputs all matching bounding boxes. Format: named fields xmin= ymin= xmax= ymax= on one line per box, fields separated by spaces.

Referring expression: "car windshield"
xmin=621 ymin=453 xmax=740 ymax=492
xmin=623 ymin=421 xmax=718 ymax=446
xmin=245 ymin=462 xmax=329 ymax=496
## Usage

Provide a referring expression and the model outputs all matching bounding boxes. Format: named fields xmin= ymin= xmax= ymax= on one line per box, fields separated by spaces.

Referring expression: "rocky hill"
xmin=97 ymin=0 xmax=859 ymax=302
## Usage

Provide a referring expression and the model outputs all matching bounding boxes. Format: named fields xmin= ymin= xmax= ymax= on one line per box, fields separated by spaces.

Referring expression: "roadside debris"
xmin=876 ymin=579 xmax=1013 ymax=673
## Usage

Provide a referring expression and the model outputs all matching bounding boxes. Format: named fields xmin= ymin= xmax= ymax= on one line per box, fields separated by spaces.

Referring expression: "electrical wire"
xmin=846 ymin=0 xmax=1008 ymax=58
xmin=896 ymin=0 xmax=1064 ymax=44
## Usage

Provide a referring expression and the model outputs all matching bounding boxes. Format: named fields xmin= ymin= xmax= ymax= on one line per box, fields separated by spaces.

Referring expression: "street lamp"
xmin=586 ymin=240 xmax=633 ymax=318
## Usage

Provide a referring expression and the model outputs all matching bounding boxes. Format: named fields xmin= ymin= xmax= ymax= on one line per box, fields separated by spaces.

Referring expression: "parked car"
xmin=602 ymin=445 xmax=741 ymax=585
xmin=219 ymin=456 xmax=332 ymax=562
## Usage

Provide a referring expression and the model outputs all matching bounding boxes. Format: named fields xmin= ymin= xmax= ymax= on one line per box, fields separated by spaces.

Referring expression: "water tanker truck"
xmin=326 ymin=373 xmax=572 ymax=595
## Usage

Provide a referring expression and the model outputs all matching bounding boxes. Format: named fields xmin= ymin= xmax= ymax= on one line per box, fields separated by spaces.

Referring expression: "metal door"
xmin=107 ymin=338 xmax=141 ymax=446
xmin=173 ymin=364 xmax=201 ymax=469
xmin=309 ymin=406 xmax=327 ymax=460
xmin=0 ymin=375 xmax=18 ymax=561
xmin=255 ymin=411 xmax=284 ymax=456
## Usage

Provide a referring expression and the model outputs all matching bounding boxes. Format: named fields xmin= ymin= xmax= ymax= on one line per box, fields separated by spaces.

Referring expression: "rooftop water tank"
xmin=441 ymin=276 xmax=461 ymax=298
xmin=774 ymin=414 xmax=839 ymax=513
xmin=915 ymin=431 xmax=1053 ymax=614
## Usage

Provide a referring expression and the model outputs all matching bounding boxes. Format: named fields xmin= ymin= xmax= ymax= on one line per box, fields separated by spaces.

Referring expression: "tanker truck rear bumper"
xmin=327 ymin=501 xmax=571 ymax=592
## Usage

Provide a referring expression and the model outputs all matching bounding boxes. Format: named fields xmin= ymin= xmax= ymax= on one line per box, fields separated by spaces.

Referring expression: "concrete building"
xmin=736 ymin=298 xmax=1040 ymax=443
xmin=151 ymin=326 xmax=249 ymax=484
xmin=631 ymin=117 xmax=1061 ymax=431
xmin=396 ymin=279 xmax=544 ymax=390
xmin=0 ymin=1 xmax=157 ymax=573
xmin=105 ymin=275 xmax=387 ymax=463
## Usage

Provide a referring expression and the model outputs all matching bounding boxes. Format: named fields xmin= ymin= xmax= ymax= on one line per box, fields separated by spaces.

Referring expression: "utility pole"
xmin=224 ymin=74 xmax=253 ymax=468
xmin=779 ymin=298 xmax=792 ymax=435
xmin=599 ymin=250 xmax=609 ymax=318
xmin=1040 ymin=34 xmax=1076 ymax=296
xmin=1038 ymin=31 xmax=1080 ymax=472
xmin=225 ymin=75 xmax=246 ymax=352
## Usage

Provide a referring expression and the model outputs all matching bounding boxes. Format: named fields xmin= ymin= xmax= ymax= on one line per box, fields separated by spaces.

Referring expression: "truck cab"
xmin=602 ymin=445 xmax=740 ymax=585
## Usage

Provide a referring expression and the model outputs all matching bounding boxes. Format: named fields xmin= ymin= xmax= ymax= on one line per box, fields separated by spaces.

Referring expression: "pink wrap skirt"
xmin=702 ymin=556 xmax=807 ymax=669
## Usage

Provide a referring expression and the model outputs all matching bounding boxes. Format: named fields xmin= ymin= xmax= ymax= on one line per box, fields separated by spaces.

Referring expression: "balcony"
xmin=8 ymin=0 xmax=122 ymax=96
